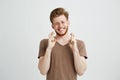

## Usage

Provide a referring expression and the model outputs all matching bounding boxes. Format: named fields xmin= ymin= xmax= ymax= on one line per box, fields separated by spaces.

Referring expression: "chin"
xmin=56 ymin=31 xmax=67 ymax=36
xmin=55 ymin=27 xmax=68 ymax=36
xmin=57 ymin=33 xmax=66 ymax=36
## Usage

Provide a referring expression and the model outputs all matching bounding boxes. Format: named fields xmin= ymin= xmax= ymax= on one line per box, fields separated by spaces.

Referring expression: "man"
xmin=38 ymin=7 xmax=88 ymax=80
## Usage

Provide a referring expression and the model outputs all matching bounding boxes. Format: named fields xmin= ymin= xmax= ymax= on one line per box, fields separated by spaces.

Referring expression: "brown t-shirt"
xmin=38 ymin=39 xmax=87 ymax=80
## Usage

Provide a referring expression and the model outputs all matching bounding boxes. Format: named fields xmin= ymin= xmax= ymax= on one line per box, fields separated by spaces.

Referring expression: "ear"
xmin=68 ymin=21 xmax=70 ymax=26
xmin=51 ymin=24 xmax=54 ymax=29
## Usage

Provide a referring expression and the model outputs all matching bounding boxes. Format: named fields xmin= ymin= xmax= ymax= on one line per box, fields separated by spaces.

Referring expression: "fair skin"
xmin=38 ymin=15 xmax=87 ymax=76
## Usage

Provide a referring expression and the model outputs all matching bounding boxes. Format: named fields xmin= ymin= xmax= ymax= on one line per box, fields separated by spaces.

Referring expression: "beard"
xmin=55 ymin=27 xmax=68 ymax=36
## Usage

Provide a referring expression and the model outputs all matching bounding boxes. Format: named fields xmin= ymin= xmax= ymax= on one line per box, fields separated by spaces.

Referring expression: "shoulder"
xmin=76 ymin=39 xmax=85 ymax=44
xmin=39 ymin=39 xmax=48 ymax=46
xmin=76 ymin=39 xmax=86 ymax=47
xmin=40 ymin=39 xmax=48 ymax=43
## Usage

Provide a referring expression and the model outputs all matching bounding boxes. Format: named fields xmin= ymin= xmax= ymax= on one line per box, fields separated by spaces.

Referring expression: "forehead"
xmin=52 ymin=15 xmax=67 ymax=23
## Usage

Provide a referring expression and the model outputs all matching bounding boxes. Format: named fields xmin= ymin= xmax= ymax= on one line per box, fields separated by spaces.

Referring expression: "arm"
xmin=72 ymin=47 xmax=87 ymax=76
xmin=70 ymin=33 xmax=87 ymax=76
xmin=38 ymin=47 xmax=52 ymax=75
xmin=38 ymin=32 xmax=56 ymax=75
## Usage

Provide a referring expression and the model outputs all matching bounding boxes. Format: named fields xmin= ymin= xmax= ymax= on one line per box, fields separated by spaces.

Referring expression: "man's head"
xmin=50 ymin=7 xmax=69 ymax=23
xmin=50 ymin=8 xmax=69 ymax=36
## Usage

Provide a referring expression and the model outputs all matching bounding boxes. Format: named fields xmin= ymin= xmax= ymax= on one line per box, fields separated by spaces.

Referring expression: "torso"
xmin=47 ymin=41 xmax=77 ymax=80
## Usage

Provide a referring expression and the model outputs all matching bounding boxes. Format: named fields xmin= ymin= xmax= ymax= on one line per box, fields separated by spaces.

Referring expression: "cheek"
xmin=64 ymin=22 xmax=69 ymax=27
xmin=52 ymin=26 xmax=58 ymax=30
xmin=65 ymin=24 xmax=68 ymax=26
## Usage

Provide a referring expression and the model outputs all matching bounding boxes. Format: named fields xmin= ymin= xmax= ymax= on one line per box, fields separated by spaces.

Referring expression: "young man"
xmin=38 ymin=7 xmax=88 ymax=80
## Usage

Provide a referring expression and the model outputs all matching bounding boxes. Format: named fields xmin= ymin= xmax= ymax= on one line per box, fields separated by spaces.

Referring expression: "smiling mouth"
xmin=54 ymin=25 xmax=68 ymax=36
xmin=58 ymin=27 xmax=66 ymax=32
xmin=58 ymin=28 xmax=64 ymax=32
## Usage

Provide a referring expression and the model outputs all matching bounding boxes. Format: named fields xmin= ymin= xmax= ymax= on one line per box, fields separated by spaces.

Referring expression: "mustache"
xmin=55 ymin=27 xmax=68 ymax=36
xmin=58 ymin=27 xmax=66 ymax=30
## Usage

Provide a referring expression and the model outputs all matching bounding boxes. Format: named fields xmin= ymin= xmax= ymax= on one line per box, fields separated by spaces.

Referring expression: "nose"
xmin=59 ymin=23 xmax=63 ymax=28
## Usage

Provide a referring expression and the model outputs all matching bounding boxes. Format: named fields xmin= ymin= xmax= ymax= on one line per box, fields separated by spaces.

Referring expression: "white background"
xmin=0 ymin=0 xmax=120 ymax=80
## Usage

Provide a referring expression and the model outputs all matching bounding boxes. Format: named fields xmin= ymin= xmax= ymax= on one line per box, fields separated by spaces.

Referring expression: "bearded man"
xmin=38 ymin=7 xmax=88 ymax=80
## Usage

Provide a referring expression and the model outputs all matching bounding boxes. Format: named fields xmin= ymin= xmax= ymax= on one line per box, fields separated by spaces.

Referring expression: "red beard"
xmin=55 ymin=27 xmax=68 ymax=36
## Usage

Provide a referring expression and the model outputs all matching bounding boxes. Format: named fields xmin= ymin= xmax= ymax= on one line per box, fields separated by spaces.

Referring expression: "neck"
xmin=55 ymin=33 xmax=71 ymax=42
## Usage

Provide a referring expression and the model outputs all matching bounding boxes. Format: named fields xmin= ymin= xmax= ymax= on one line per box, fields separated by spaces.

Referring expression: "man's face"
xmin=52 ymin=15 xmax=69 ymax=36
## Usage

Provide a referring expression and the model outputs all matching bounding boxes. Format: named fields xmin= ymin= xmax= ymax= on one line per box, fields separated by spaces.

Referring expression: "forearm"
xmin=38 ymin=47 xmax=52 ymax=75
xmin=73 ymin=48 xmax=87 ymax=76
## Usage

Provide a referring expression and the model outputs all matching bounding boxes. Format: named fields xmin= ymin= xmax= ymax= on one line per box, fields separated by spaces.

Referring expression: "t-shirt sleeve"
xmin=38 ymin=39 xmax=48 ymax=59
xmin=77 ymin=40 xmax=88 ymax=59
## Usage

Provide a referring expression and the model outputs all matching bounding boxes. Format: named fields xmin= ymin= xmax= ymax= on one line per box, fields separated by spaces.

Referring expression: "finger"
xmin=51 ymin=38 xmax=56 ymax=42
xmin=49 ymin=32 xmax=56 ymax=41
xmin=70 ymin=33 xmax=74 ymax=41
xmin=72 ymin=33 xmax=75 ymax=38
xmin=71 ymin=33 xmax=76 ymax=44
xmin=69 ymin=34 xmax=73 ymax=44
xmin=51 ymin=32 xmax=55 ymax=37
xmin=49 ymin=32 xmax=54 ymax=39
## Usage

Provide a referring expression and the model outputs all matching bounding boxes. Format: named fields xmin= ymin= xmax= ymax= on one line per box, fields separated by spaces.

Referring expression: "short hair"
xmin=50 ymin=7 xmax=69 ymax=23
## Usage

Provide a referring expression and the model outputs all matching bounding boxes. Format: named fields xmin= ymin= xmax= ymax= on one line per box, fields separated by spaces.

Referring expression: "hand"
xmin=69 ymin=33 xmax=77 ymax=50
xmin=48 ymin=32 xmax=56 ymax=49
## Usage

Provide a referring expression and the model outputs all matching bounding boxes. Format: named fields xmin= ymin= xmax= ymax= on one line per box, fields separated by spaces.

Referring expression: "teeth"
xmin=59 ymin=28 xmax=64 ymax=31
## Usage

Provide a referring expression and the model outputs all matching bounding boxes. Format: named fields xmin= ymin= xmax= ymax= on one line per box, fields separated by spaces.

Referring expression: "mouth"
xmin=55 ymin=27 xmax=68 ymax=36
xmin=58 ymin=27 xmax=66 ymax=32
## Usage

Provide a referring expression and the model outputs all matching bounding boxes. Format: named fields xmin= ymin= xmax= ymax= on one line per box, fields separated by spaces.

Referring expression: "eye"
xmin=53 ymin=22 xmax=59 ymax=26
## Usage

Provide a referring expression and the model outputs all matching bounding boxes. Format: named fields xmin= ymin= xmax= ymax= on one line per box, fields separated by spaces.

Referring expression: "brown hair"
xmin=50 ymin=7 xmax=69 ymax=23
